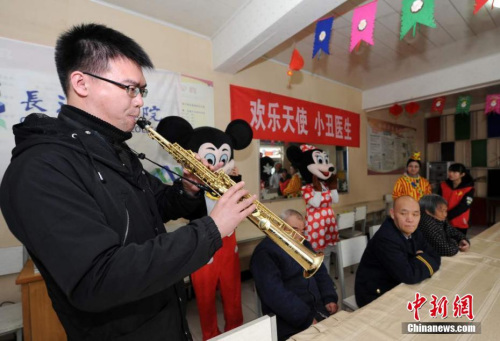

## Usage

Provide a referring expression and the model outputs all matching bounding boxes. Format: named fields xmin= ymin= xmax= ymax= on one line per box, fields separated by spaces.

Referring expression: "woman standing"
xmin=392 ymin=152 xmax=432 ymax=201
xmin=282 ymin=165 xmax=302 ymax=198
xmin=438 ymin=163 xmax=475 ymax=236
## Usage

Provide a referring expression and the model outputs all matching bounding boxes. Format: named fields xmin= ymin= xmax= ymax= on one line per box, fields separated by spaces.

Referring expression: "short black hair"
xmin=448 ymin=163 xmax=467 ymax=174
xmin=406 ymin=158 xmax=421 ymax=168
xmin=54 ymin=23 xmax=154 ymax=95
xmin=419 ymin=194 xmax=448 ymax=215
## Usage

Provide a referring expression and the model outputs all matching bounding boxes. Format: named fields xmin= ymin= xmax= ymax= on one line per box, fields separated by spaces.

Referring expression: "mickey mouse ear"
xmin=286 ymin=145 xmax=302 ymax=166
xmin=226 ymin=119 xmax=253 ymax=150
xmin=156 ymin=116 xmax=194 ymax=147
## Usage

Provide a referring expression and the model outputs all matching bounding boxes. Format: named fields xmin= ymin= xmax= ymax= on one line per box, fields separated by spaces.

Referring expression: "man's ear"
xmin=69 ymin=71 xmax=89 ymax=97
xmin=390 ymin=208 xmax=395 ymax=220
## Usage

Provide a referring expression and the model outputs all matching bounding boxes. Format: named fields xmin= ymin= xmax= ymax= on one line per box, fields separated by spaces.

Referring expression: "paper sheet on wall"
xmin=367 ymin=117 xmax=416 ymax=175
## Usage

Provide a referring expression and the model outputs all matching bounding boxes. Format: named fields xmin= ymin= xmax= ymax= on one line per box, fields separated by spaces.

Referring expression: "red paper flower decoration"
xmin=389 ymin=103 xmax=403 ymax=118
xmin=405 ymin=102 xmax=420 ymax=115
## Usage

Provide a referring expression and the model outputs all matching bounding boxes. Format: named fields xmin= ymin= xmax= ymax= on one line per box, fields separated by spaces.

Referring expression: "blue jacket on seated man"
xmin=251 ymin=236 xmax=338 ymax=341
xmin=355 ymin=195 xmax=441 ymax=308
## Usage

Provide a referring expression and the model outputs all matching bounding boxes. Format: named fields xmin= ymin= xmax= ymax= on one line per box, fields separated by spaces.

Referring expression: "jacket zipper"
xmin=123 ymin=209 xmax=130 ymax=245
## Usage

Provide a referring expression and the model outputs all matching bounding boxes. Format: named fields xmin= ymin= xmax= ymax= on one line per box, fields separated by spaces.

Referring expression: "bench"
xmin=0 ymin=302 xmax=23 ymax=341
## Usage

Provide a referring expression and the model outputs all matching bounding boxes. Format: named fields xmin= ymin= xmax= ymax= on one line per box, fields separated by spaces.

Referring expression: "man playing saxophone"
xmin=0 ymin=23 xmax=255 ymax=341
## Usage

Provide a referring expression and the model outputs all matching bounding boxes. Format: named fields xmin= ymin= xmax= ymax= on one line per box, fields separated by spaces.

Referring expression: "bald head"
xmin=390 ymin=196 xmax=420 ymax=237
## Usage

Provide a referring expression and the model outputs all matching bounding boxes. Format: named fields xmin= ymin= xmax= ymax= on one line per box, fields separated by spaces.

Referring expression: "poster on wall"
xmin=367 ymin=117 xmax=416 ymax=175
xmin=0 ymin=37 xmax=214 ymax=184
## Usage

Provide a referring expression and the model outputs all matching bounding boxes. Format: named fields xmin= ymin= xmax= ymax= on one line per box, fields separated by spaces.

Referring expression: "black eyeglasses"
xmin=82 ymin=72 xmax=148 ymax=98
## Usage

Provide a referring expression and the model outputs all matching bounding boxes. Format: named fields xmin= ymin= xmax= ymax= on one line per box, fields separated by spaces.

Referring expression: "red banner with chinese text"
xmin=230 ymin=85 xmax=360 ymax=147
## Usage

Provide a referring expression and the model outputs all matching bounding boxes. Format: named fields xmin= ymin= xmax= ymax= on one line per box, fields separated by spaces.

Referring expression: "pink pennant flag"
xmin=350 ymin=0 xmax=378 ymax=52
xmin=486 ymin=94 xmax=500 ymax=114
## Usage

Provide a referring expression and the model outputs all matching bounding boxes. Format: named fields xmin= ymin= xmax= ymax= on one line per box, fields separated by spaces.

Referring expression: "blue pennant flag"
xmin=312 ymin=17 xmax=334 ymax=58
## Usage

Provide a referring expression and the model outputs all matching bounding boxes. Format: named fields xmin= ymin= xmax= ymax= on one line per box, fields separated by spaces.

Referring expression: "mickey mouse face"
xmin=198 ymin=142 xmax=234 ymax=174
xmin=307 ymin=150 xmax=335 ymax=181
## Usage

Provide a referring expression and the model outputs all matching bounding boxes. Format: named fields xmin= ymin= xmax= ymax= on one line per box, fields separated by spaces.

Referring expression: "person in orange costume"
xmin=157 ymin=116 xmax=253 ymax=340
xmin=393 ymin=152 xmax=431 ymax=201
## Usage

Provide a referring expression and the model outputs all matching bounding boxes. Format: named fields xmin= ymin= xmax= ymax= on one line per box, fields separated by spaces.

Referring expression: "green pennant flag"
xmin=456 ymin=96 xmax=471 ymax=115
xmin=400 ymin=0 xmax=436 ymax=40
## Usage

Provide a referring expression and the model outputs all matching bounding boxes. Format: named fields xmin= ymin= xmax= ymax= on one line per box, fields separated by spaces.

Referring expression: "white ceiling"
xmin=94 ymin=0 xmax=500 ymax=111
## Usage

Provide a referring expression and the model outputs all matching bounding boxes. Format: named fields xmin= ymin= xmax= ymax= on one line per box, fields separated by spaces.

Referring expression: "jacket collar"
xmin=58 ymin=105 xmax=132 ymax=144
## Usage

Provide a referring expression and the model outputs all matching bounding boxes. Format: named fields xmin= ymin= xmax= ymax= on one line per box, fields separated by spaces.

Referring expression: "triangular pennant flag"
xmin=473 ymin=0 xmax=489 ymax=14
xmin=486 ymin=94 xmax=500 ymax=114
xmin=456 ymin=95 xmax=471 ymax=114
xmin=287 ymin=48 xmax=304 ymax=87
xmin=431 ymin=96 xmax=446 ymax=114
xmin=350 ymin=0 xmax=378 ymax=52
xmin=288 ymin=48 xmax=304 ymax=72
xmin=313 ymin=17 xmax=334 ymax=58
xmin=400 ymin=0 xmax=436 ymax=40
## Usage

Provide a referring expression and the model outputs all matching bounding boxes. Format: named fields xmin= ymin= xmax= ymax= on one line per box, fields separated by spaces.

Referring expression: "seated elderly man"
xmin=355 ymin=196 xmax=441 ymax=308
xmin=418 ymin=194 xmax=470 ymax=256
xmin=250 ymin=209 xmax=338 ymax=341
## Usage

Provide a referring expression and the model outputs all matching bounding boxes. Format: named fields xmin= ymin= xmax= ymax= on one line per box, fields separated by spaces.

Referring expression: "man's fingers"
xmin=237 ymin=195 xmax=256 ymax=211
xmin=240 ymin=203 xmax=257 ymax=217
xmin=222 ymin=181 xmax=246 ymax=197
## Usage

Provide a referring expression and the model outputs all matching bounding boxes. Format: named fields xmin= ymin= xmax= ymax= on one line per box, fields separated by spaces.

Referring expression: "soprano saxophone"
xmin=137 ymin=118 xmax=324 ymax=278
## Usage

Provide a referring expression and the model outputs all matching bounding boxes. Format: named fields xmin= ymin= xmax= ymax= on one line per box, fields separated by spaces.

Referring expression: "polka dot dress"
xmin=302 ymin=184 xmax=338 ymax=251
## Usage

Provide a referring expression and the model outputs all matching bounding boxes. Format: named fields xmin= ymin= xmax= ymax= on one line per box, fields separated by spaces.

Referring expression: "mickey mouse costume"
xmin=158 ymin=116 xmax=253 ymax=340
xmin=286 ymin=144 xmax=339 ymax=252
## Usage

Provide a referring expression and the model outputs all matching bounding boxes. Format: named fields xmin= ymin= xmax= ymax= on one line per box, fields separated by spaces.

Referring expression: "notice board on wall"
xmin=367 ymin=117 xmax=416 ymax=175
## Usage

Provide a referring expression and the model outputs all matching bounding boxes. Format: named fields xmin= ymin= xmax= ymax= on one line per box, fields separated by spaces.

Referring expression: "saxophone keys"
xmin=258 ymin=218 xmax=271 ymax=230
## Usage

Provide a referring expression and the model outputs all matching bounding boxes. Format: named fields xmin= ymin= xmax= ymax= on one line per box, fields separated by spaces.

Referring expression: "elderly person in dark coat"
xmin=355 ymin=196 xmax=441 ymax=308
xmin=251 ymin=209 xmax=338 ymax=341
xmin=418 ymin=194 xmax=470 ymax=256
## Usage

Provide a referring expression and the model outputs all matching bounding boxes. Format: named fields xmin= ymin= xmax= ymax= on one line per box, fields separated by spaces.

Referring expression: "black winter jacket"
xmin=0 ymin=105 xmax=222 ymax=340
xmin=250 ymin=238 xmax=338 ymax=341
xmin=355 ymin=217 xmax=441 ymax=308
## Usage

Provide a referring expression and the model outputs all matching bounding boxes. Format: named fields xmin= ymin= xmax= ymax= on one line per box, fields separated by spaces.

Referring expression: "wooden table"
xmin=16 ymin=259 xmax=67 ymax=341
xmin=289 ymin=222 xmax=500 ymax=340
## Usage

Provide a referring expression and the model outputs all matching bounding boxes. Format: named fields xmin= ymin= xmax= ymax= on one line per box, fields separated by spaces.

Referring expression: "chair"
xmin=354 ymin=206 xmax=367 ymax=234
xmin=253 ymin=283 xmax=263 ymax=317
xmin=337 ymin=211 xmax=363 ymax=239
xmin=0 ymin=247 xmax=23 ymax=341
xmin=384 ymin=194 xmax=393 ymax=217
xmin=333 ymin=212 xmax=363 ymax=279
xmin=368 ymin=224 xmax=381 ymax=239
xmin=0 ymin=303 xmax=22 ymax=341
xmin=335 ymin=235 xmax=368 ymax=311
xmin=184 ymin=275 xmax=194 ymax=300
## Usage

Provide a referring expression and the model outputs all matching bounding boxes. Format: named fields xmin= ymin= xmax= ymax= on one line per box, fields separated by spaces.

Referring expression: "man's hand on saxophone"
xmin=210 ymin=181 xmax=257 ymax=238
xmin=179 ymin=155 xmax=223 ymax=196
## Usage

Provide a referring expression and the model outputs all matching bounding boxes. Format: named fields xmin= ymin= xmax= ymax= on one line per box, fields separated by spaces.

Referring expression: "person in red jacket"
xmin=438 ymin=163 xmax=475 ymax=236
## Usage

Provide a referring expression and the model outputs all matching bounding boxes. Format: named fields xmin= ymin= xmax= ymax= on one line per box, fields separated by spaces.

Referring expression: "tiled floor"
xmin=185 ymin=224 xmax=487 ymax=341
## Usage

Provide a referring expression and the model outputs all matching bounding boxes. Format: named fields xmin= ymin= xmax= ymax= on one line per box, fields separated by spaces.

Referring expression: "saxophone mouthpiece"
xmin=136 ymin=117 xmax=151 ymax=129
